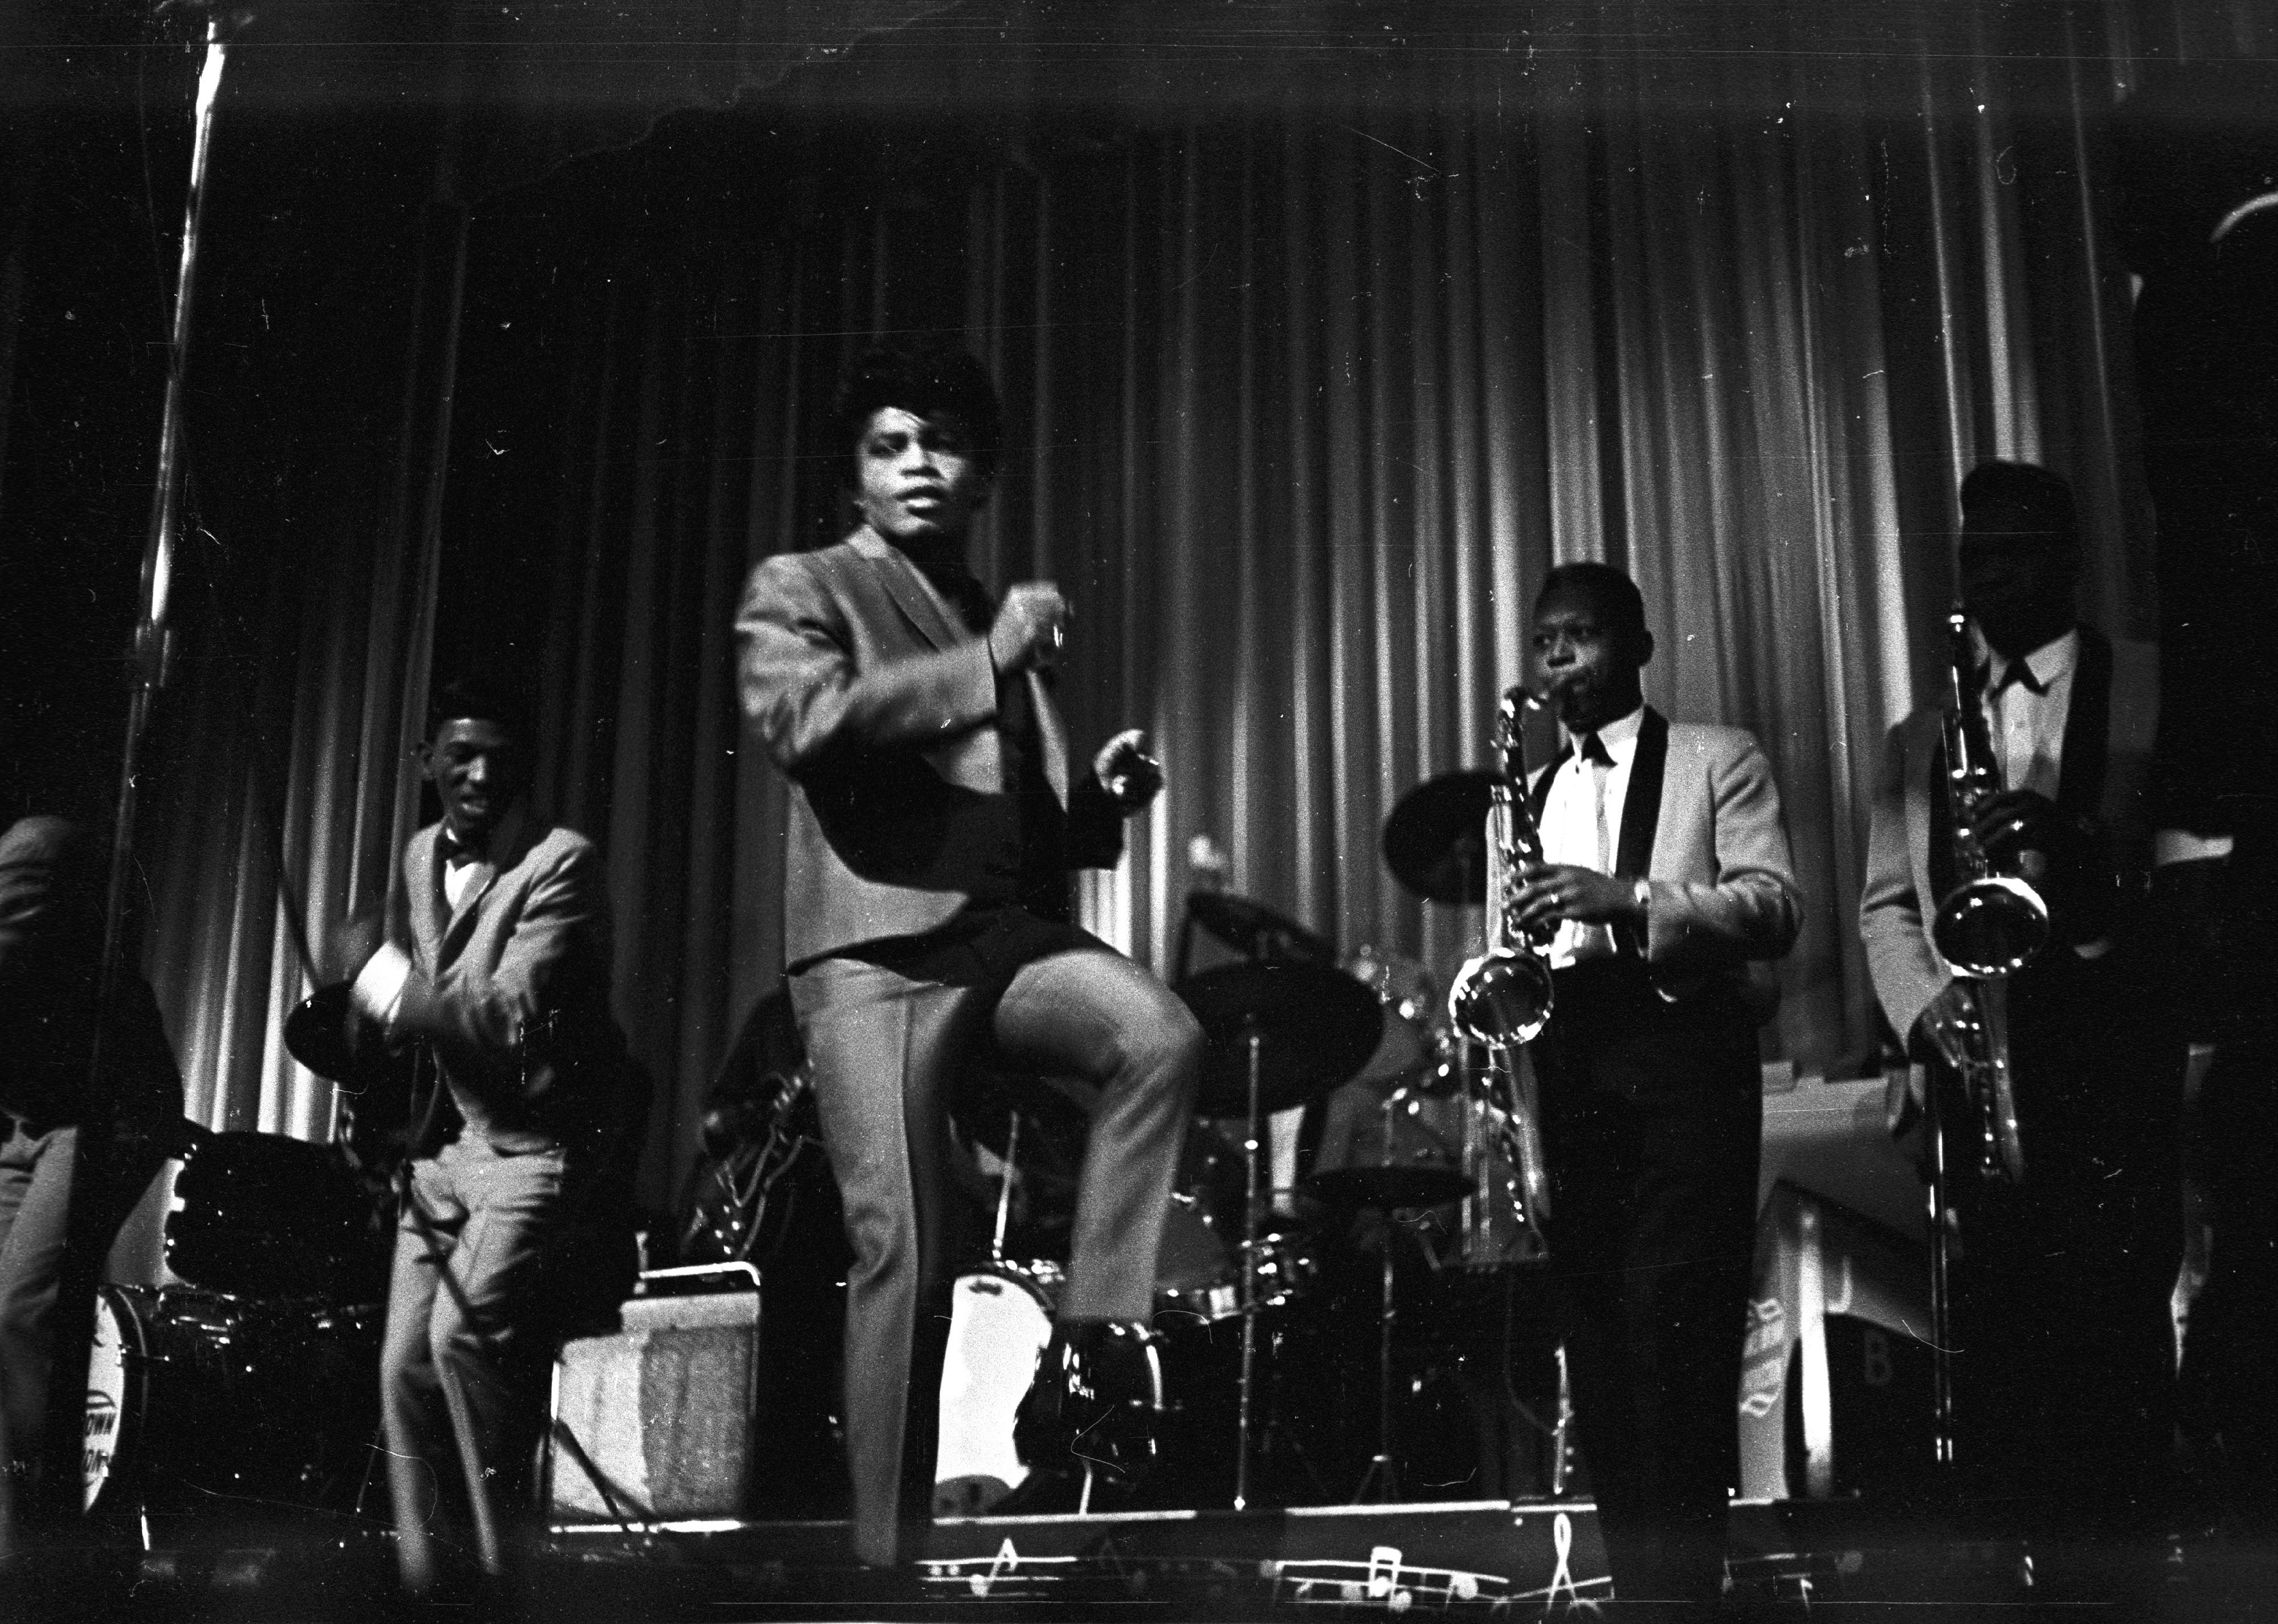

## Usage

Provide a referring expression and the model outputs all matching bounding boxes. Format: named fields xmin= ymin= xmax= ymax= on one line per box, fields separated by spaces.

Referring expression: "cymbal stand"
xmin=1353 ymin=1209 xmax=1401 ymax=1503
xmin=990 ymin=1109 xmax=1020 ymax=1265
xmin=1234 ymin=1022 xmax=1263 ymax=1510
xmin=1921 ymin=1064 xmax=1957 ymax=1471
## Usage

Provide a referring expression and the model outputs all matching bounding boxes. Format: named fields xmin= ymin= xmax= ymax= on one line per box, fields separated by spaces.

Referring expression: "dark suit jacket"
xmin=0 ymin=815 xmax=181 ymax=1131
xmin=1526 ymin=709 xmax=1803 ymax=1018
xmin=1859 ymin=629 xmax=2159 ymax=1039
xmin=383 ymin=814 xmax=632 ymax=1158
xmin=736 ymin=527 xmax=1124 ymax=970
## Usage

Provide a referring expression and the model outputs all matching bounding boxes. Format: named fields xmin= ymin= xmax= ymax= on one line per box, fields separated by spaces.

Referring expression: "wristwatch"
xmin=1631 ymin=878 xmax=1652 ymax=916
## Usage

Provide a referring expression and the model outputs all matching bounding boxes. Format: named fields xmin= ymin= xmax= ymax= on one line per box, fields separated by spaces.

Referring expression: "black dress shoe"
xmin=1013 ymin=1319 xmax=1163 ymax=1507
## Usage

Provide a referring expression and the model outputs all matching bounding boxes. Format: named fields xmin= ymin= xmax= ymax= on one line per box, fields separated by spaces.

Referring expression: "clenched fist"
xmin=989 ymin=582 xmax=1071 ymax=674
xmin=1092 ymin=728 xmax=1163 ymax=814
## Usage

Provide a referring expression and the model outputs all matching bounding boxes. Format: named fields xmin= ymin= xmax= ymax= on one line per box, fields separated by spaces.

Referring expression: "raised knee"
xmin=1125 ymin=1000 xmax=1205 ymax=1093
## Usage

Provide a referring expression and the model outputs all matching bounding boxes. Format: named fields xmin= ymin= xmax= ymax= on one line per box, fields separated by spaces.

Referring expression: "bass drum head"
xmin=933 ymin=1266 xmax=1056 ymax=1518
xmin=84 ymin=1286 xmax=142 ymax=1512
xmin=80 ymin=1285 xmax=382 ymax=1525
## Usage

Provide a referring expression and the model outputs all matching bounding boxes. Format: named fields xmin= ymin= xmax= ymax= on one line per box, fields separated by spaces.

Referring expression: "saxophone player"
xmin=1860 ymin=462 xmax=2179 ymax=1566
xmin=1512 ymin=562 xmax=1802 ymax=1607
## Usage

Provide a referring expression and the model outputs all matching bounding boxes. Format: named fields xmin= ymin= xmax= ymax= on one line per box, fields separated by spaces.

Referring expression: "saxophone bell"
xmin=1930 ymin=606 xmax=2052 ymax=979
xmin=1447 ymin=951 xmax=1556 ymax=1048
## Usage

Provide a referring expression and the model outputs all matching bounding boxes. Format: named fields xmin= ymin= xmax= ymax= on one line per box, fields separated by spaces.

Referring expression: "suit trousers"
xmin=1 ymin=1115 xmax=162 ymax=1531
xmin=1942 ymin=948 xmax=2181 ymax=1539
xmin=381 ymin=1133 xmax=568 ymax=1595
xmin=1533 ymin=961 xmax=1763 ymax=1606
xmin=789 ymin=917 xmax=1202 ymax=1568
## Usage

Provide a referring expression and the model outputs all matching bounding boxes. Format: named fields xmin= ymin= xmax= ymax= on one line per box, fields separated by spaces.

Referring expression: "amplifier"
xmin=549 ymin=1288 xmax=761 ymax=1521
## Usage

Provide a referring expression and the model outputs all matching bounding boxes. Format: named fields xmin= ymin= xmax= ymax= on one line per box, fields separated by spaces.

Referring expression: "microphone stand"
xmin=40 ymin=4 xmax=242 ymax=1523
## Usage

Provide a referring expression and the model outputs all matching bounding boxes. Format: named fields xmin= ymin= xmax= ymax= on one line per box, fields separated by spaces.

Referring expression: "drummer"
xmin=0 ymin=813 xmax=182 ymax=1542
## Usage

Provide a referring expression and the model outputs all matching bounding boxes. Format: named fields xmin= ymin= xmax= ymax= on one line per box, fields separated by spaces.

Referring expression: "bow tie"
xmin=1991 ymin=660 xmax=2047 ymax=697
xmin=440 ymin=833 xmax=485 ymax=869
xmin=1578 ymin=732 xmax=1614 ymax=768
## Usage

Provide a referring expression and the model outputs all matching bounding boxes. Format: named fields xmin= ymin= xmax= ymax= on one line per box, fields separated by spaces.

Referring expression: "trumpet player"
xmin=1514 ymin=562 xmax=1802 ymax=1607
xmin=1859 ymin=462 xmax=2178 ymax=1560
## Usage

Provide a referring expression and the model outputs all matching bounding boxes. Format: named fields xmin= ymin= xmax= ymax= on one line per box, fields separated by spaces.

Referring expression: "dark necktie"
xmin=920 ymin=564 xmax=995 ymax=639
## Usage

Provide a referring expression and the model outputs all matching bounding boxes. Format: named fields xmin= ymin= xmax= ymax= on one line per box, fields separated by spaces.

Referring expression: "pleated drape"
xmin=138 ymin=5 xmax=2173 ymax=1209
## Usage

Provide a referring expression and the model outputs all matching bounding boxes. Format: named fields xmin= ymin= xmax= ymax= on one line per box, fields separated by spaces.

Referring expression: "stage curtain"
xmin=395 ymin=6 xmax=2156 ymax=1208
xmin=129 ymin=2 xmax=2178 ymax=1209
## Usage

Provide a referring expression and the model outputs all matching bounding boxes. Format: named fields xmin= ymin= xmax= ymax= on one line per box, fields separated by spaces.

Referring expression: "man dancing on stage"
xmin=1860 ymin=462 xmax=2178 ymax=1565
xmin=339 ymin=679 xmax=639 ymax=1602
xmin=737 ymin=340 xmax=1202 ymax=1569
xmin=1510 ymin=562 xmax=1802 ymax=1607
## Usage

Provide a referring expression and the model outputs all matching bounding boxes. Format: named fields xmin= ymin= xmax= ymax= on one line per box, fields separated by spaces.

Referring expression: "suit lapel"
xmin=1527 ymin=745 xmax=1571 ymax=823
xmin=2056 ymin=625 xmax=2113 ymax=822
xmin=851 ymin=528 xmax=964 ymax=653
xmin=1030 ymin=672 xmax=1071 ymax=803
xmin=406 ymin=831 xmax=449 ymax=972
xmin=439 ymin=815 xmax=540 ymax=965
xmin=1615 ymin=708 xmax=1668 ymax=877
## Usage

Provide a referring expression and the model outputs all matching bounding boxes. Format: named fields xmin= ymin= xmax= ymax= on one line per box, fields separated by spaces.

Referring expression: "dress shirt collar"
xmin=1563 ymin=704 xmax=1646 ymax=767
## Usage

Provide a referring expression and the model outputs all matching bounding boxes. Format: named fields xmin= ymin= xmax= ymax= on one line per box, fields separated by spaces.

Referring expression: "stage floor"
xmin=13 ymin=1495 xmax=2277 ymax=1622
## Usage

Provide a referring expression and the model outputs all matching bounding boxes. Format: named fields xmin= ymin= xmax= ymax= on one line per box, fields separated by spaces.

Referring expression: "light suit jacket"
xmin=1859 ymin=627 xmax=2159 ymax=1040
xmin=386 ymin=814 xmax=631 ymax=1157
xmin=1526 ymin=708 xmax=1803 ymax=1017
xmin=736 ymin=527 xmax=1122 ymax=971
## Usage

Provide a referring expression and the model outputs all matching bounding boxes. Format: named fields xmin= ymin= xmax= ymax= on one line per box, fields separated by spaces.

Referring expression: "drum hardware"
xmin=1177 ymin=962 xmax=1380 ymax=1510
xmin=1175 ymin=891 xmax=1336 ymax=983
xmin=1302 ymin=1166 xmax=1472 ymax=1503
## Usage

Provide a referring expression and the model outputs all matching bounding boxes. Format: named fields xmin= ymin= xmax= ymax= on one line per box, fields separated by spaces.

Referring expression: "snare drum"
xmin=85 ymin=1284 xmax=382 ymax=1519
xmin=1152 ymin=1119 xmax=1320 ymax=1320
xmin=933 ymin=1262 xmax=1062 ymax=1517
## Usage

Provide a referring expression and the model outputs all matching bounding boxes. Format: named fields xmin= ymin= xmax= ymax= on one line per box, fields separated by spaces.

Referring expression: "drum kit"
xmin=105 ymin=766 xmax=1553 ymax=1536
xmin=936 ymin=769 xmax=1573 ymax=1515
xmin=79 ymin=991 xmax=405 ymax=1526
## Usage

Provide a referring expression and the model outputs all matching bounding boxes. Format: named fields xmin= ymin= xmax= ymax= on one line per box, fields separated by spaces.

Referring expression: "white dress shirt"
xmin=1538 ymin=704 xmax=1644 ymax=968
xmin=1981 ymin=627 xmax=2077 ymax=801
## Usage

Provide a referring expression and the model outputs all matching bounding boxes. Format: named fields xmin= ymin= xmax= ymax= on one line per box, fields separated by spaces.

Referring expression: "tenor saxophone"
xmin=1447 ymin=685 xmax=1557 ymax=1219
xmin=1934 ymin=603 xmax=2047 ymax=1182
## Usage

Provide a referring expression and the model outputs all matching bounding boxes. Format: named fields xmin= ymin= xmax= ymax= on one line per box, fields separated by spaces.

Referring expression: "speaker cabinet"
xmin=549 ymin=1291 xmax=760 ymax=1521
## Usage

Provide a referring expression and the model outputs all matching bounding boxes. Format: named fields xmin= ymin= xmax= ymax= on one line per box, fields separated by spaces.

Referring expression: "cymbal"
xmin=284 ymin=982 xmax=411 ymax=1092
xmin=1382 ymin=772 xmax=1497 ymax=904
xmin=1301 ymin=1165 xmax=1472 ymax=1212
xmin=1185 ymin=891 xmax=1334 ymax=965
xmin=1176 ymin=961 xmax=1383 ymax=1118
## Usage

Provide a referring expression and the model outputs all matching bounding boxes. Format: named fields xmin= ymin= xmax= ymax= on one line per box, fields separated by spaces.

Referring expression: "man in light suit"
xmin=1859 ymin=462 xmax=2177 ymax=1556
xmin=1510 ymin=561 xmax=1802 ymax=1607
xmin=737 ymin=341 xmax=1202 ymax=1569
xmin=339 ymin=679 xmax=639 ymax=1602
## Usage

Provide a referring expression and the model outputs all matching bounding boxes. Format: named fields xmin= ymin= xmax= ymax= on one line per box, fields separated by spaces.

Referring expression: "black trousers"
xmin=1940 ymin=949 xmax=2182 ymax=1540
xmin=1533 ymin=961 xmax=1762 ymax=1606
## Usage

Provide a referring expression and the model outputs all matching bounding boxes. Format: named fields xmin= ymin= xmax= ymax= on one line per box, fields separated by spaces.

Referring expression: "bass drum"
xmin=933 ymin=1263 xmax=1062 ymax=1517
xmin=85 ymin=1285 xmax=382 ymax=1520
